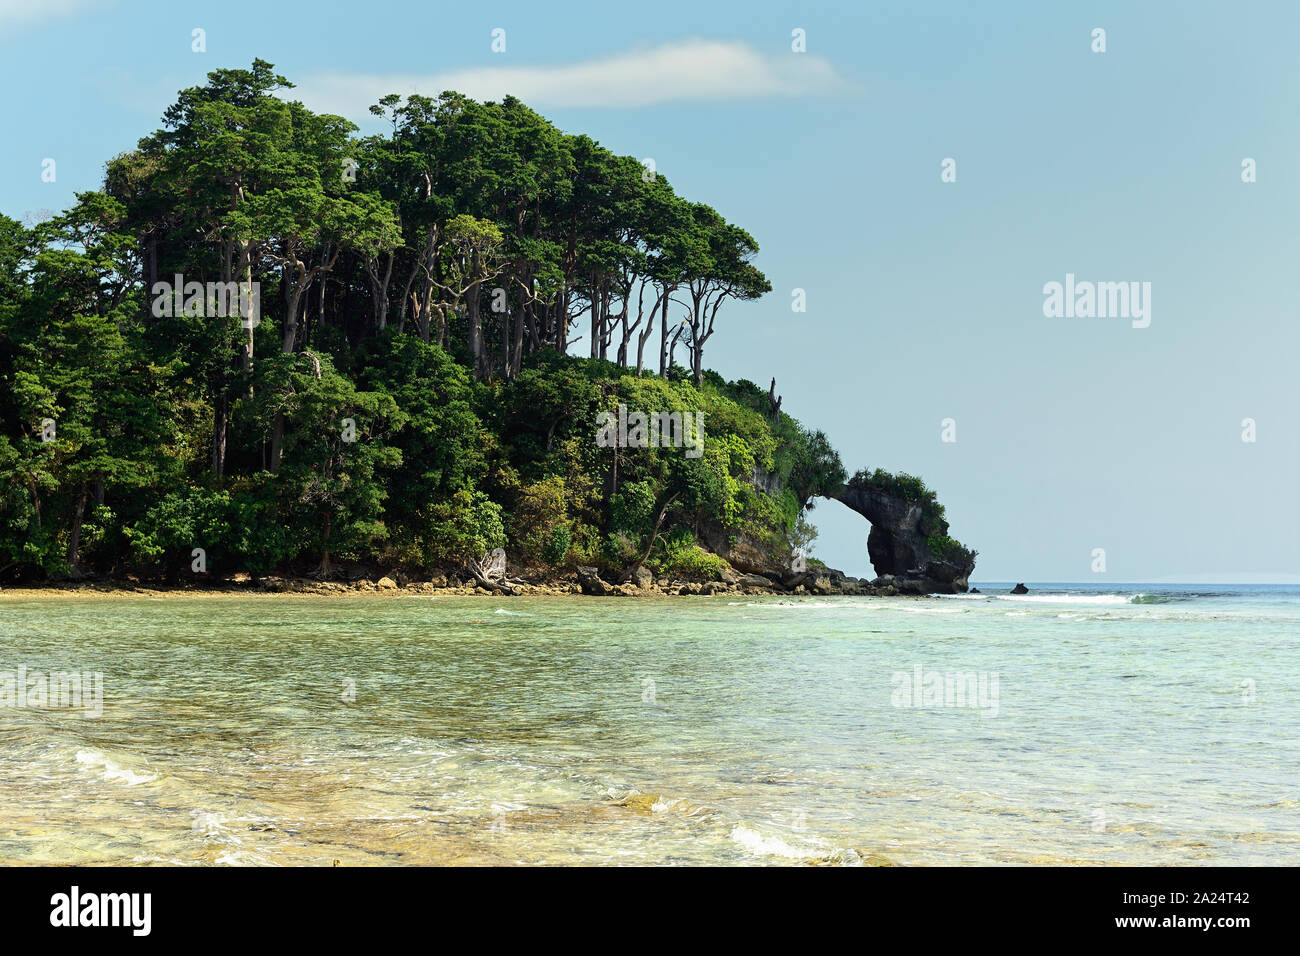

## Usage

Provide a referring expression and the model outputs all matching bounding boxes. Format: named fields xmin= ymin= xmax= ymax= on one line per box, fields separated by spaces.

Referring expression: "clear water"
xmin=0 ymin=585 xmax=1296 ymax=865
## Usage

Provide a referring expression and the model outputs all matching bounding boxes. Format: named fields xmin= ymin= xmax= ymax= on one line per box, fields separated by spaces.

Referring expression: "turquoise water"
xmin=0 ymin=585 xmax=1297 ymax=865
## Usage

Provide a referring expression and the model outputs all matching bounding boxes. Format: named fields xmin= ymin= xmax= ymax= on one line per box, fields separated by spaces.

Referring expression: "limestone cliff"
xmin=699 ymin=465 xmax=976 ymax=595
xmin=832 ymin=472 xmax=976 ymax=594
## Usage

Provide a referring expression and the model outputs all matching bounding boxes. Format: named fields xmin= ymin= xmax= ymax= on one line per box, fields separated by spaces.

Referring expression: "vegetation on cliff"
xmin=0 ymin=60 xmax=867 ymax=584
xmin=844 ymin=469 xmax=977 ymax=567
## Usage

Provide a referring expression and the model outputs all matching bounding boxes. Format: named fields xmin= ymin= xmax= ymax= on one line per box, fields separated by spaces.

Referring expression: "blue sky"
xmin=3 ymin=0 xmax=1297 ymax=582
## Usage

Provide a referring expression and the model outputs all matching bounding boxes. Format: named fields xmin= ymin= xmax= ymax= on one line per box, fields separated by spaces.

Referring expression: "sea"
xmin=0 ymin=583 xmax=1296 ymax=865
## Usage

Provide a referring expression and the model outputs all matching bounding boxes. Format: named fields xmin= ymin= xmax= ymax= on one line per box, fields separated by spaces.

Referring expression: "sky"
xmin=2 ymin=0 xmax=1297 ymax=583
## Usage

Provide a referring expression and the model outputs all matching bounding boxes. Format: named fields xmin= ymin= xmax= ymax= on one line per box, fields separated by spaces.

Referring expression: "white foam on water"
xmin=745 ymin=600 xmax=882 ymax=611
xmin=730 ymin=824 xmax=807 ymax=859
xmin=994 ymin=594 xmax=1131 ymax=606
xmin=214 ymin=849 xmax=274 ymax=866
xmin=75 ymin=749 xmax=157 ymax=785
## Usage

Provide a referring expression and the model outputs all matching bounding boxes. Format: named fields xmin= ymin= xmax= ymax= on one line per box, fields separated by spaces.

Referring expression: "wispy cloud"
xmin=290 ymin=38 xmax=844 ymax=117
xmin=0 ymin=0 xmax=98 ymax=27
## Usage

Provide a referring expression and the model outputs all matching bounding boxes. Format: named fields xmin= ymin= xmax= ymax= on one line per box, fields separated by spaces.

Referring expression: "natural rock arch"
xmin=825 ymin=480 xmax=975 ymax=594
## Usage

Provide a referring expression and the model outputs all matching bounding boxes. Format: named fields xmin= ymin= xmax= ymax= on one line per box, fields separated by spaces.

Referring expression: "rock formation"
xmin=832 ymin=479 xmax=976 ymax=594
xmin=685 ymin=465 xmax=977 ymax=596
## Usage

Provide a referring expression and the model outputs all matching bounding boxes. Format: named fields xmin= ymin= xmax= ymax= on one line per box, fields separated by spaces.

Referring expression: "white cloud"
xmin=289 ymin=38 xmax=844 ymax=117
xmin=0 ymin=0 xmax=98 ymax=26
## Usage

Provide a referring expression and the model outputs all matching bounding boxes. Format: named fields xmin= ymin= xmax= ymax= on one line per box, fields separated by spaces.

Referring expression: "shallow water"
xmin=0 ymin=586 xmax=1296 ymax=865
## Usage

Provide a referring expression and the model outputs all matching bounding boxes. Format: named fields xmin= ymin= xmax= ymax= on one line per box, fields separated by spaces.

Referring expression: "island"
xmin=0 ymin=60 xmax=974 ymax=597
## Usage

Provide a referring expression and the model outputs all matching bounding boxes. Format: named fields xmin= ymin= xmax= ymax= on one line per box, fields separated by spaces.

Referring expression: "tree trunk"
xmin=368 ymin=251 xmax=393 ymax=331
xmin=636 ymin=291 xmax=662 ymax=376
xmin=65 ymin=483 xmax=88 ymax=577
xmin=319 ymin=513 xmax=332 ymax=577
xmin=271 ymin=278 xmax=306 ymax=473
xmin=270 ymin=416 xmax=284 ymax=473
xmin=659 ymin=295 xmax=673 ymax=376
xmin=598 ymin=289 xmax=610 ymax=360
xmin=212 ymin=392 xmax=228 ymax=477
xmin=241 ymin=255 xmax=255 ymax=393
xmin=468 ymin=277 xmax=484 ymax=378
xmin=282 ymin=285 xmax=304 ymax=354
xmin=501 ymin=301 xmax=510 ymax=379
xmin=622 ymin=492 xmax=679 ymax=583
xmin=511 ymin=301 xmax=527 ymax=379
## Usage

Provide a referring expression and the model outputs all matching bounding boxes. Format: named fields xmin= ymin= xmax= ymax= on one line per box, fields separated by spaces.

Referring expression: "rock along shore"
xmin=0 ymin=566 xmax=944 ymax=600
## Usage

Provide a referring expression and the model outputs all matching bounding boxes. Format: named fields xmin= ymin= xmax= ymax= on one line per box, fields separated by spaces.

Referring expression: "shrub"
xmin=653 ymin=527 xmax=726 ymax=580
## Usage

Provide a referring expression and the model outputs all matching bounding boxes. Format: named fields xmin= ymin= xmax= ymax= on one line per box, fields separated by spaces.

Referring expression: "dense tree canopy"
xmin=0 ymin=60 xmax=852 ymax=584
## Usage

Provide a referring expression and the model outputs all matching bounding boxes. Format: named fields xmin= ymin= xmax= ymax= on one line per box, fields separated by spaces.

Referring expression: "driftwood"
xmin=467 ymin=549 xmax=521 ymax=594
xmin=468 ymin=570 xmax=521 ymax=594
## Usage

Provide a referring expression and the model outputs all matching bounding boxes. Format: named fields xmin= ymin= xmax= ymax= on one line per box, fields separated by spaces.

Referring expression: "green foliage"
xmin=609 ymin=480 xmax=655 ymax=540
xmin=653 ymin=527 xmax=727 ymax=581
xmin=850 ymin=468 xmax=974 ymax=562
xmin=788 ymin=428 xmax=846 ymax=506
xmin=420 ymin=489 xmax=506 ymax=569
xmin=125 ymin=488 xmax=233 ymax=571
xmin=0 ymin=61 xmax=971 ymax=584
xmin=849 ymin=468 xmax=948 ymax=533
xmin=926 ymin=534 xmax=979 ymax=566
xmin=508 ymin=475 xmax=572 ymax=566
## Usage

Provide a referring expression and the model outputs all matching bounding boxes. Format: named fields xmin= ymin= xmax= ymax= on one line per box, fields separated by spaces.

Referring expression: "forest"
xmin=0 ymin=59 xmax=861 ymax=584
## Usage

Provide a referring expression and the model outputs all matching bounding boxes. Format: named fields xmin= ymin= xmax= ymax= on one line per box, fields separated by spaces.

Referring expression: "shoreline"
xmin=0 ymin=571 xmax=937 ymax=601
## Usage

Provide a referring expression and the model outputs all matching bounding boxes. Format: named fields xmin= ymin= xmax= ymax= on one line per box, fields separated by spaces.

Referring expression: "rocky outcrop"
xmin=831 ymin=481 xmax=975 ymax=594
xmin=1010 ymin=583 xmax=1028 ymax=594
xmin=576 ymin=566 xmax=615 ymax=595
xmin=696 ymin=520 xmax=782 ymax=575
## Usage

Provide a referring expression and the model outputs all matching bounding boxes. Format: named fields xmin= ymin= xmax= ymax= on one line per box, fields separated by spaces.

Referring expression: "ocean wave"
xmin=993 ymin=594 xmax=1131 ymax=606
xmin=730 ymin=824 xmax=809 ymax=859
xmin=744 ymin=600 xmax=881 ymax=610
xmin=728 ymin=825 xmax=877 ymax=866
xmin=75 ymin=749 xmax=157 ymax=785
